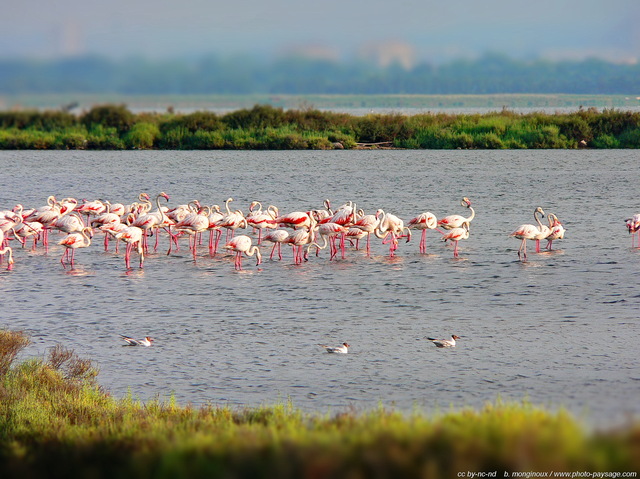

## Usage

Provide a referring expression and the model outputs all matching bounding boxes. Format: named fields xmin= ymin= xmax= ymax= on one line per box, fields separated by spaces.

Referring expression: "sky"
xmin=1 ymin=0 xmax=639 ymax=64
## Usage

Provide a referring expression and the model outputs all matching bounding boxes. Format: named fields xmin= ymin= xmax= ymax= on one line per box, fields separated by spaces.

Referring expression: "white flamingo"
xmin=510 ymin=206 xmax=545 ymax=261
xmin=437 ymin=197 xmax=475 ymax=230
xmin=407 ymin=211 xmax=439 ymax=253
xmin=224 ymin=234 xmax=262 ymax=270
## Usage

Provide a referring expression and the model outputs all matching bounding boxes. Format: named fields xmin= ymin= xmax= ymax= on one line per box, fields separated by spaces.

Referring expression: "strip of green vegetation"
xmin=1 ymin=104 xmax=639 ymax=150
xmin=0 ymin=329 xmax=638 ymax=479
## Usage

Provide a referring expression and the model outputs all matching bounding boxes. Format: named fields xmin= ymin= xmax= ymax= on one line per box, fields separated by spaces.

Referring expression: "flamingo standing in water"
xmin=75 ymin=199 xmax=106 ymax=226
xmin=131 ymin=192 xmax=170 ymax=254
xmin=246 ymin=204 xmax=278 ymax=244
xmin=313 ymin=222 xmax=348 ymax=259
xmin=59 ymin=227 xmax=93 ymax=267
xmin=438 ymin=197 xmax=475 ymax=230
xmin=205 ymin=205 xmax=224 ymax=255
xmin=262 ymin=229 xmax=290 ymax=260
xmin=407 ymin=211 xmax=439 ymax=254
xmin=276 ymin=210 xmax=315 ymax=230
xmin=174 ymin=205 xmax=210 ymax=258
xmin=351 ymin=210 xmax=380 ymax=255
xmin=224 ymin=234 xmax=262 ymax=270
xmin=545 ymin=213 xmax=565 ymax=251
xmin=374 ymin=209 xmax=411 ymax=257
xmin=0 ymin=228 xmax=14 ymax=270
xmin=625 ymin=214 xmax=640 ymax=247
xmin=288 ymin=228 xmax=314 ymax=264
xmin=24 ymin=195 xmax=62 ymax=250
xmin=115 ymin=223 xmax=145 ymax=269
xmin=533 ymin=218 xmax=551 ymax=253
xmin=345 ymin=227 xmax=368 ymax=250
xmin=510 ymin=206 xmax=545 ymax=261
xmin=441 ymin=223 xmax=469 ymax=258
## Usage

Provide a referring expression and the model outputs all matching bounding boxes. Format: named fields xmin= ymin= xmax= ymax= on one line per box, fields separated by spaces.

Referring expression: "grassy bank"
xmin=1 ymin=329 xmax=639 ymax=479
xmin=0 ymin=103 xmax=639 ymax=149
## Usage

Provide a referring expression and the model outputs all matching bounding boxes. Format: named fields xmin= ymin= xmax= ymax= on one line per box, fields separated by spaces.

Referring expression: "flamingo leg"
xmin=213 ymin=230 xmax=222 ymax=255
xmin=329 ymin=238 xmax=337 ymax=260
xmin=420 ymin=230 xmax=427 ymax=253
xmin=125 ymin=243 xmax=132 ymax=269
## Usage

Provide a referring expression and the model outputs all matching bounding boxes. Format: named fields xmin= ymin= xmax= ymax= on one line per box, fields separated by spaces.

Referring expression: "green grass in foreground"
xmin=0 ymin=329 xmax=638 ymax=478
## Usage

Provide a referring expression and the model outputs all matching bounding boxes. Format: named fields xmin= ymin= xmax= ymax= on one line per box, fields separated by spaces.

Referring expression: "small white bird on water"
xmin=426 ymin=335 xmax=460 ymax=348
xmin=120 ymin=335 xmax=154 ymax=347
xmin=319 ymin=342 xmax=350 ymax=354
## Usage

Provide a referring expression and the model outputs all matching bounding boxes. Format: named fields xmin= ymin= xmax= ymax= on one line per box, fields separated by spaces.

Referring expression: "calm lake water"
xmin=1 ymin=149 xmax=639 ymax=426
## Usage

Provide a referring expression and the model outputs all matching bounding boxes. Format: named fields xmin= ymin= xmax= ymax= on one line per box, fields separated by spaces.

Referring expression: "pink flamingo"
xmin=288 ymin=228 xmax=314 ymax=264
xmin=24 ymin=195 xmax=61 ymax=249
xmin=262 ymin=229 xmax=290 ymax=260
xmin=276 ymin=210 xmax=315 ymax=230
xmin=0 ymin=228 xmax=14 ymax=270
xmin=441 ymin=223 xmax=469 ymax=258
xmin=205 ymin=204 xmax=224 ymax=255
xmin=100 ymin=222 xmax=128 ymax=253
xmin=374 ymin=209 xmax=411 ymax=257
xmin=246 ymin=204 xmax=279 ymax=244
xmin=75 ymin=199 xmax=106 ymax=226
xmin=407 ymin=211 xmax=439 ymax=254
xmin=91 ymin=206 xmax=121 ymax=252
xmin=131 ymin=192 xmax=170 ymax=253
xmin=0 ymin=212 xmax=22 ymax=240
xmin=351 ymin=210 xmax=380 ymax=255
xmin=625 ymin=214 xmax=640 ymax=247
xmin=53 ymin=213 xmax=85 ymax=235
xmin=115 ymin=224 xmax=145 ymax=269
xmin=224 ymin=234 xmax=262 ymax=270
xmin=12 ymin=219 xmax=43 ymax=249
xmin=533 ymin=219 xmax=551 ymax=253
xmin=174 ymin=205 xmax=209 ymax=258
xmin=438 ymin=197 xmax=475 ymax=230
xmin=510 ymin=206 xmax=545 ymax=261
xmin=215 ymin=199 xmax=247 ymax=242
xmin=345 ymin=227 xmax=368 ymax=250
xmin=324 ymin=202 xmax=356 ymax=257
xmin=314 ymin=222 xmax=348 ymax=259
xmin=545 ymin=214 xmax=565 ymax=250
xmin=59 ymin=227 xmax=92 ymax=267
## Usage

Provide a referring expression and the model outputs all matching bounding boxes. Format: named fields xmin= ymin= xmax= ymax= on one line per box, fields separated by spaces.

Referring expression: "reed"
xmin=0 ymin=104 xmax=639 ymax=149
xmin=0 ymin=328 xmax=638 ymax=478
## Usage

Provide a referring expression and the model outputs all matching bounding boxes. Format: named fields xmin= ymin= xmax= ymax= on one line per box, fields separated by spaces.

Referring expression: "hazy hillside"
xmin=1 ymin=53 xmax=638 ymax=95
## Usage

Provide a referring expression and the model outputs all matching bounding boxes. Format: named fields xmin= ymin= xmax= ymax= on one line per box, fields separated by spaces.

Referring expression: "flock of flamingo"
xmin=0 ymin=193 xmax=569 ymax=271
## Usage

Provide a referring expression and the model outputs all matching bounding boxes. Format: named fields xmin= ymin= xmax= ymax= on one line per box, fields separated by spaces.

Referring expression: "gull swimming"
xmin=120 ymin=335 xmax=154 ymax=347
xmin=426 ymin=335 xmax=460 ymax=348
xmin=319 ymin=342 xmax=350 ymax=353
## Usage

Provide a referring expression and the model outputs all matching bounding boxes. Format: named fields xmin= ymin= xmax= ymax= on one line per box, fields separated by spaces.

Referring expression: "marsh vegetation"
xmin=0 ymin=329 xmax=638 ymax=478
xmin=1 ymin=104 xmax=639 ymax=150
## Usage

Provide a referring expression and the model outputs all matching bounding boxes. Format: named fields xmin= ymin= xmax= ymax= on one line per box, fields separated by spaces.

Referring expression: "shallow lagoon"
xmin=1 ymin=149 xmax=638 ymax=426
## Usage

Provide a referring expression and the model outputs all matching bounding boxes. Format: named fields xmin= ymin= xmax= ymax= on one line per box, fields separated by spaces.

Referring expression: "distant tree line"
xmin=1 ymin=104 xmax=639 ymax=149
xmin=0 ymin=53 xmax=639 ymax=95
